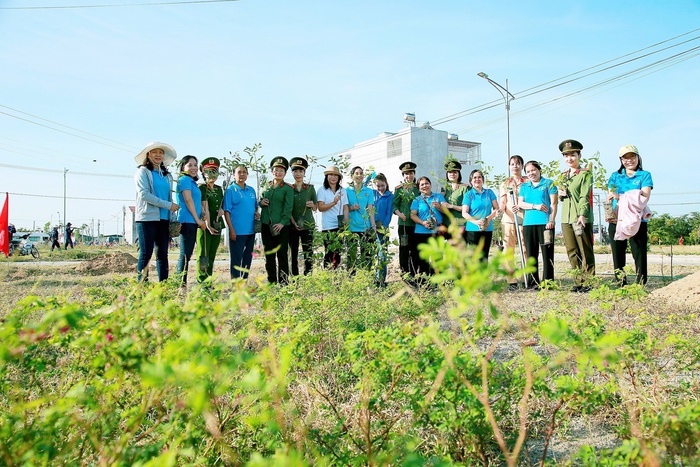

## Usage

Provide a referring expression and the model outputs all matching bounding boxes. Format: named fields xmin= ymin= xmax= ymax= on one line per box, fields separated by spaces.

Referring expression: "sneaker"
xmin=578 ymin=286 xmax=592 ymax=293
xmin=570 ymin=285 xmax=582 ymax=293
xmin=508 ymin=283 xmax=520 ymax=292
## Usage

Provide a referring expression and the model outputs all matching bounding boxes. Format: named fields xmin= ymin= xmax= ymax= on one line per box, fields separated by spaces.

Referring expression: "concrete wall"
xmin=340 ymin=126 xmax=481 ymax=234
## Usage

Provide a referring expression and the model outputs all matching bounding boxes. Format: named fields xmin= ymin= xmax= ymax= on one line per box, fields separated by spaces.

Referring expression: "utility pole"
xmin=63 ymin=168 xmax=68 ymax=228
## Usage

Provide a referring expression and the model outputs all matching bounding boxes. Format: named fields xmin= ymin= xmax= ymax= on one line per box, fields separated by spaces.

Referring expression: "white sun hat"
xmin=135 ymin=142 xmax=177 ymax=166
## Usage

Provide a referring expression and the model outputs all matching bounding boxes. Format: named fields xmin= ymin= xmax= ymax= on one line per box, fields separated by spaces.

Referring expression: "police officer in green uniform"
xmin=196 ymin=157 xmax=224 ymax=283
xmin=441 ymin=159 xmax=470 ymax=240
xmin=260 ymin=156 xmax=294 ymax=285
xmin=558 ymin=139 xmax=595 ymax=292
xmin=392 ymin=161 xmax=420 ymax=277
xmin=289 ymin=157 xmax=317 ymax=276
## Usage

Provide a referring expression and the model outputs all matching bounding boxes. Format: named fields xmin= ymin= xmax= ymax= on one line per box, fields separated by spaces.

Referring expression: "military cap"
xmin=559 ymin=139 xmax=583 ymax=154
xmin=200 ymin=157 xmax=220 ymax=170
xmin=270 ymin=156 xmax=289 ymax=170
xmin=444 ymin=159 xmax=462 ymax=171
xmin=289 ymin=157 xmax=308 ymax=171
xmin=399 ymin=161 xmax=417 ymax=173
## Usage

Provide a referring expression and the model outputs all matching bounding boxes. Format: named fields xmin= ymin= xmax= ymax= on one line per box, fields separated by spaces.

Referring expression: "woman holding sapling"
xmin=518 ymin=160 xmax=558 ymax=289
xmin=558 ymin=139 xmax=594 ymax=293
xmin=176 ymin=155 xmax=207 ymax=286
xmin=461 ymin=169 xmax=500 ymax=263
xmin=316 ymin=166 xmax=349 ymax=270
xmin=410 ymin=176 xmax=446 ymax=277
xmin=607 ymin=145 xmax=653 ymax=285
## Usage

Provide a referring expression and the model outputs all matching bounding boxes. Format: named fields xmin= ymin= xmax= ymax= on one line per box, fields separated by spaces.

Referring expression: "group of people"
xmin=133 ymin=138 xmax=653 ymax=290
xmin=48 ymin=223 xmax=75 ymax=251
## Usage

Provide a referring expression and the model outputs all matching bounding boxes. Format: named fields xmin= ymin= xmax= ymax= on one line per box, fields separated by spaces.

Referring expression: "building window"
xmin=387 ymin=138 xmax=402 ymax=158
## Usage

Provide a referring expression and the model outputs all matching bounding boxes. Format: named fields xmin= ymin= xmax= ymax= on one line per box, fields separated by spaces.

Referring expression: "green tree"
xmin=647 ymin=213 xmax=691 ymax=245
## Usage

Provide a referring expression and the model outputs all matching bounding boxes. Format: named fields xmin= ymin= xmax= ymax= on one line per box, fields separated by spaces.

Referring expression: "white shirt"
xmin=317 ymin=186 xmax=348 ymax=230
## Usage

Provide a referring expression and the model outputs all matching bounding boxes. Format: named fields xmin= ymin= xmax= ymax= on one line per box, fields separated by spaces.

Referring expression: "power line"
xmin=0 ymin=0 xmax=238 ymax=9
xmin=8 ymin=192 xmax=132 ymax=202
xmin=0 ymin=163 xmax=131 ymax=178
xmin=431 ymin=29 xmax=700 ymax=127
xmin=0 ymin=110 xmax=135 ymax=151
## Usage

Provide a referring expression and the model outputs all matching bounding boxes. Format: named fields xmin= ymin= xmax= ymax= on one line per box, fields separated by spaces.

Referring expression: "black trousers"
xmin=289 ymin=227 xmax=314 ymax=276
xmin=523 ymin=225 xmax=555 ymax=286
xmin=398 ymin=224 xmax=418 ymax=276
xmin=261 ymin=224 xmax=290 ymax=285
xmin=609 ymin=222 xmax=648 ymax=285
xmin=413 ymin=233 xmax=435 ymax=276
xmin=465 ymin=230 xmax=493 ymax=263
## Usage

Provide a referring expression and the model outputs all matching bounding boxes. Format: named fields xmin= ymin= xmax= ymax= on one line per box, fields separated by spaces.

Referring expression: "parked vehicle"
xmin=9 ymin=234 xmax=40 ymax=259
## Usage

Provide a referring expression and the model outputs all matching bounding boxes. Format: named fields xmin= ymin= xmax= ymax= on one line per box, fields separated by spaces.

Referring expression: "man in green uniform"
xmin=392 ymin=161 xmax=420 ymax=277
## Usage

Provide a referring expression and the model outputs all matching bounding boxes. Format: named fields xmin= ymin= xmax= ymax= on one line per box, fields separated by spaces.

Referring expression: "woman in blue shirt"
xmin=462 ymin=170 xmax=500 ymax=263
xmin=518 ymin=161 xmax=558 ymax=289
xmin=134 ymin=142 xmax=180 ymax=282
xmin=607 ymin=145 xmax=653 ymax=285
xmin=373 ymin=173 xmax=393 ymax=286
xmin=176 ymin=155 xmax=206 ymax=286
xmin=410 ymin=176 xmax=446 ymax=276
xmin=346 ymin=166 xmax=377 ymax=272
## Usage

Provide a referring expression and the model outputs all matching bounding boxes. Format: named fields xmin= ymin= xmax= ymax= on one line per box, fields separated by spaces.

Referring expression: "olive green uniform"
xmin=196 ymin=183 xmax=224 ymax=283
xmin=560 ymin=169 xmax=595 ymax=286
xmin=290 ymin=183 xmax=317 ymax=276
xmin=392 ymin=182 xmax=420 ymax=275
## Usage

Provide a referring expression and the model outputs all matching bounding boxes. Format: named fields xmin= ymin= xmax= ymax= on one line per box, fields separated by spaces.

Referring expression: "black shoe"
xmin=508 ymin=283 xmax=520 ymax=292
xmin=570 ymin=285 xmax=582 ymax=293
xmin=528 ymin=284 xmax=540 ymax=291
xmin=578 ymin=286 xmax=592 ymax=293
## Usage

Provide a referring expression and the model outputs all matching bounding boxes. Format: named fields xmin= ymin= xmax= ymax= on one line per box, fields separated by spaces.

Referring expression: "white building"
xmin=343 ymin=123 xmax=481 ymax=191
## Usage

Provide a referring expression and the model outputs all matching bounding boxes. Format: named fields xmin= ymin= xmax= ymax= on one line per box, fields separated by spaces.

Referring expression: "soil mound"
xmin=75 ymin=252 xmax=138 ymax=275
xmin=650 ymin=270 xmax=700 ymax=310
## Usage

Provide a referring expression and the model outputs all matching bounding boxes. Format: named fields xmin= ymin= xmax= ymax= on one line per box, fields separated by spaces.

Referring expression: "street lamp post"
xmin=477 ymin=72 xmax=515 ymax=171
xmin=63 ymin=168 xmax=68 ymax=228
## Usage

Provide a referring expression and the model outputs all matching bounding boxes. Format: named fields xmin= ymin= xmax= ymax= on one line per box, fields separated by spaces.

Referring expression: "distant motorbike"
xmin=9 ymin=234 xmax=40 ymax=259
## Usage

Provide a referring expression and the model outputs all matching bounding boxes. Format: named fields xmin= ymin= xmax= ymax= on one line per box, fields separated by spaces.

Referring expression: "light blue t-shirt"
xmin=346 ymin=185 xmax=375 ymax=232
xmin=608 ymin=170 xmax=653 ymax=223
xmin=176 ymin=175 xmax=202 ymax=224
xmin=463 ymin=188 xmax=497 ymax=232
xmin=222 ymin=183 xmax=258 ymax=235
xmin=519 ymin=178 xmax=557 ymax=226
xmin=410 ymin=193 xmax=447 ymax=234
xmin=152 ymin=170 xmax=172 ymax=220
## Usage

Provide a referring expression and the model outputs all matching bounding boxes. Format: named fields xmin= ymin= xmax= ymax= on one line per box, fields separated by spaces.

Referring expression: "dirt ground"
xmin=73 ymin=251 xmax=139 ymax=275
xmin=650 ymin=269 xmax=700 ymax=310
xmin=52 ymin=250 xmax=700 ymax=310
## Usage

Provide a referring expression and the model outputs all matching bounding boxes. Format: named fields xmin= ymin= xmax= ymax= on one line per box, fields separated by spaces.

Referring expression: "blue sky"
xmin=2 ymin=0 xmax=699 ymax=233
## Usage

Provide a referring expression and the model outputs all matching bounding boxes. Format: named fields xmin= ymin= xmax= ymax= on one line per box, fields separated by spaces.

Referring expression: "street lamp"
xmin=63 ymin=168 xmax=68 ymax=229
xmin=477 ymin=72 xmax=515 ymax=171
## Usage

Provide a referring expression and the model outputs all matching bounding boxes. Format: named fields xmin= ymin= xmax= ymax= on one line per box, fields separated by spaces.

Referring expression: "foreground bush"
xmin=1 ymin=240 xmax=699 ymax=466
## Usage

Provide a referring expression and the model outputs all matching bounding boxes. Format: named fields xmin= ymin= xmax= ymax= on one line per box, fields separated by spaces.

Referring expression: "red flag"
xmin=0 ymin=193 xmax=8 ymax=257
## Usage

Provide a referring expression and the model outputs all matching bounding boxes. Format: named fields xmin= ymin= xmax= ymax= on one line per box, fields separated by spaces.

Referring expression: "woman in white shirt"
xmin=316 ymin=166 xmax=349 ymax=269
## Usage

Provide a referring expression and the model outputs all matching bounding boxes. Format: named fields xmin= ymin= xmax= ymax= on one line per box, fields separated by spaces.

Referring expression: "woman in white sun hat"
xmin=134 ymin=142 xmax=180 ymax=282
